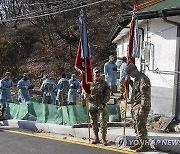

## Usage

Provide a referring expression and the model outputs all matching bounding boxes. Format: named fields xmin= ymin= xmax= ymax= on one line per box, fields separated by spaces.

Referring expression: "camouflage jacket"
xmin=131 ymin=73 xmax=151 ymax=111
xmin=89 ymin=78 xmax=110 ymax=106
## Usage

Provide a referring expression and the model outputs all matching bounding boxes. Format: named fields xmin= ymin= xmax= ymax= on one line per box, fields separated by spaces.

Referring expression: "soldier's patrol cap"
xmin=126 ymin=63 xmax=137 ymax=75
xmin=93 ymin=67 xmax=101 ymax=73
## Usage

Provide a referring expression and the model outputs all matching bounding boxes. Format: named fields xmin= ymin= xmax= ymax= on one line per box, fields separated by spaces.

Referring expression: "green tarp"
xmin=5 ymin=102 xmax=121 ymax=126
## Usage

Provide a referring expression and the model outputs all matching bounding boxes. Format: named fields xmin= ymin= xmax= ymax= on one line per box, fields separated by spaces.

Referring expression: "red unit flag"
xmin=75 ymin=11 xmax=93 ymax=94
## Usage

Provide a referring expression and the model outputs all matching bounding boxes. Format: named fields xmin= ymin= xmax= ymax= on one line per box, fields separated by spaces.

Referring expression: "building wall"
xmin=115 ymin=16 xmax=180 ymax=117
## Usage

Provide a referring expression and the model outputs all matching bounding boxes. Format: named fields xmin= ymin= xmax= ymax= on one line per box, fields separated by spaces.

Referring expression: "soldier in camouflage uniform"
xmin=89 ymin=67 xmax=110 ymax=146
xmin=126 ymin=63 xmax=151 ymax=152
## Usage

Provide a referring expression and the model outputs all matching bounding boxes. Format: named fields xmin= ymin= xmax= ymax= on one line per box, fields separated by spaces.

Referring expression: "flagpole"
xmin=122 ymin=85 xmax=128 ymax=147
xmin=86 ymin=94 xmax=91 ymax=144
xmin=121 ymin=5 xmax=138 ymax=147
xmin=75 ymin=9 xmax=93 ymax=144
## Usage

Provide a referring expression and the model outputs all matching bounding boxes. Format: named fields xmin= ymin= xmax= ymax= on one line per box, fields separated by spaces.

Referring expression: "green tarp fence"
xmin=5 ymin=101 xmax=121 ymax=126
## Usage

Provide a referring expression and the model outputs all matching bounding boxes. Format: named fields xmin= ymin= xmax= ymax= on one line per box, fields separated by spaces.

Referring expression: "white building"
xmin=110 ymin=0 xmax=180 ymax=123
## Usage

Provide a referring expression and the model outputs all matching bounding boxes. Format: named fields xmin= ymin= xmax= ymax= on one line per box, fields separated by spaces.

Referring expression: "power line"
xmin=0 ymin=0 xmax=107 ymax=23
xmin=0 ymin=0 xmax=89 ymax=6
xmin=0 ymin=0 xmax=91 ymax=19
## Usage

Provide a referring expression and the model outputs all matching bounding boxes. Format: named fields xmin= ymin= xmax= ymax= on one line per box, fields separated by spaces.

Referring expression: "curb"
xmin=1 ymin=120 xmax=180 ymax=153
xmin=72 ymin=122 xmax=130 ymax=128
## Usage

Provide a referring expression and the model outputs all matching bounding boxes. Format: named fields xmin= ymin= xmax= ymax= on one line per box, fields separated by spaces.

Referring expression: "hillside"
xmin=0 ymin=0 xmax=147 ymax=87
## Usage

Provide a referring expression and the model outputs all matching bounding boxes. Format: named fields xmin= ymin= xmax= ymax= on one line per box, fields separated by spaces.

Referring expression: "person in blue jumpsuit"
xmin=0 ymin=72 xmax=14 ymax=119
xmin=0 ymin=72 xmax=14 ymax=103
xmin=68 ymin=74 xmax=80 ymax=105
xmin=17 ymin=73 xmax=32 ymax=103
xmin=56 ymin=73 xmax=69 ymax=106
xmin=119 ymin=56 xmax=127 ymax=99
xmin=104 ymin=55 xmax=117 ymax=96
xmin=80 ymin=81 xmax=86 ymax=107
xmin=40 ymin=75 xmax=57 ymax=105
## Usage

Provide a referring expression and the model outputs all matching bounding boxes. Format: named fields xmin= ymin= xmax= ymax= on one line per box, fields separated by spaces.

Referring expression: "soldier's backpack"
xmin=61 ymin=80 xmax=69 ymax=90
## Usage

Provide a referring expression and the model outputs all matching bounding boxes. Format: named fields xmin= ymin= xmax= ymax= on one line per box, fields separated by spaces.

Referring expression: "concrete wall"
xmin=151 ymin=86 xmax=173 ymax=116
xmin=114 ymin=16 xmax=180 ymax=117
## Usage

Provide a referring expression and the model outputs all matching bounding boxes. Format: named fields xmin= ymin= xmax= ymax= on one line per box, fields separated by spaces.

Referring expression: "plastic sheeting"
xmin=5 ymin=101 xmax=121 ymax=126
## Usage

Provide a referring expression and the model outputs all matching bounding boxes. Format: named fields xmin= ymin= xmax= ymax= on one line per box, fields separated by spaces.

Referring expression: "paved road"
xmin=0 ymin=129 xmax=132 ymax=154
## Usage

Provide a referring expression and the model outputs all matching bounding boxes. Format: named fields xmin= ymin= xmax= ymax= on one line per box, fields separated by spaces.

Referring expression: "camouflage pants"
xmin=58 ymin=91 xmax=68 ymax=106
xmin=131 ymin=107 xmax=149 ymax=140
xmin=89 ymin=104 xmax=107 ymax=135
xmin=120 ymin=100 xmax=131 ymax=122
xmin=0 ymin=104 xmax=6 ymax=120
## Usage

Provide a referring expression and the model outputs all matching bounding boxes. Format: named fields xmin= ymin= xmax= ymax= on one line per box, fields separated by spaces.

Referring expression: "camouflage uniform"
xmin=89 ymin=78 xmax=110 ymax=140
xmin=131 ymin=73 xmax=151 ymax=142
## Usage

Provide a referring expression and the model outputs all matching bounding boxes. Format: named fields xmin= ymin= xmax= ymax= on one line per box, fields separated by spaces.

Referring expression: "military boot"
xmin=136 ymin=145 xmax=149 ymax=152
xmin=130 ymin=144 xmax=141 ymax=150
xmin=102 ymin=134 xmax=107 ymax=146
xmin=130 ymin=139 xmax=141 ymax=150
xmin=91 ymin=134 xmax=100 ymax=144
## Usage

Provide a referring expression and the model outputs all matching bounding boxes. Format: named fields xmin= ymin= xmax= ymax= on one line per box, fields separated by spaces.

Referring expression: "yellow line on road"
xmin=0 ymin=128 xmax=136 ymax=154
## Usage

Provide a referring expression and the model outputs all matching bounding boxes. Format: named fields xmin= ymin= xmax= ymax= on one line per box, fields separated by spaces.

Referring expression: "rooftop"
xmin=110 ymin=0 xmax=180 ymax=42
xmin=139 ymin=0 xmax=180 ymax=12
